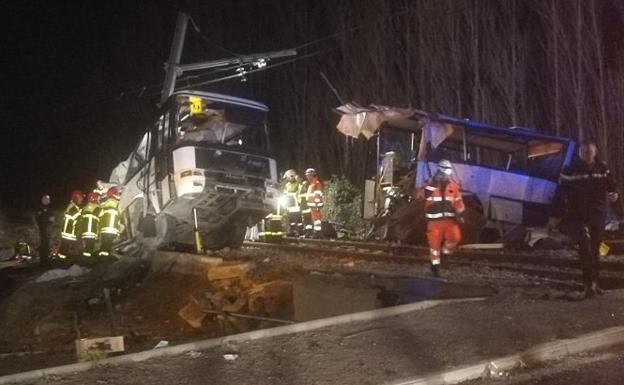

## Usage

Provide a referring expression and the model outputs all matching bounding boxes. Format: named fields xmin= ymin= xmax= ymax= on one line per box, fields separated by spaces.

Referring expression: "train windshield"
xmin=172 ymin=94 xmax=269 ymax=152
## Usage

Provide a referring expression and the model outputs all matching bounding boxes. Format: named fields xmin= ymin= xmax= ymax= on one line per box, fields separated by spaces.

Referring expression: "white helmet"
xmin=305 ymin=168 xmax=317 ymax=176
xmin=437 ymin=159 xmax=453 ymax=175
xmin=283 ymin=169 xmax=297 ymax=180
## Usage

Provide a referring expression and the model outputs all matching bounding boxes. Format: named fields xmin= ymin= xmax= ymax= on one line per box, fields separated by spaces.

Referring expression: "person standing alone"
xmin=35 ymin=194 xmax=54 ymax=265
xmin=550 ymin=142 xmax=619 ymax=298
xmin=420 ymin=160 xmax=465 ymax=277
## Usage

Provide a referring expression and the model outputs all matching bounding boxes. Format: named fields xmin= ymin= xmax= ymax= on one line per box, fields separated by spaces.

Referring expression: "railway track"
xmin=242 ymin=237 xmax=624 ymax=289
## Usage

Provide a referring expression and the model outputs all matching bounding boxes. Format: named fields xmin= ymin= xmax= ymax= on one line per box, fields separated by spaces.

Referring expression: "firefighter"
xmin=304 ymin=168 xmax=324 ymax=237
xmin=59 ymin=190 xmax=83 ymax=259
xmin=80 ymin=192 xmax=101 ymax=257
xmin=99 ymin=187 xmax=121 ymax=256
xmin=35 ymin=194 xmax=54 ymax=265
xmin=550 ymin=142 xmax=619 ymax=298
xmin=283 ymin=169 xmax=303 ymax=236
xmin=421 ymin=159 xmax=465 ymax=277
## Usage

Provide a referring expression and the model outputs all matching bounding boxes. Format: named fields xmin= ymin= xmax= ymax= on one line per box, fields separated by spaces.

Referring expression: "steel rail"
xmin=242 ymin=240 xmax=624 ymax=289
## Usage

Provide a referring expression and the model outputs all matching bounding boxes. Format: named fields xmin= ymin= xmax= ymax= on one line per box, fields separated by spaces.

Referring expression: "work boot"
xmin=430 ymin=264 xmax=440 ymax=278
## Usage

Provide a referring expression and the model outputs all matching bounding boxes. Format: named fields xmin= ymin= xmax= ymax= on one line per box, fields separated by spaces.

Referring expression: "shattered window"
xmin=173 ymin=95 xmax=268 ymax=152
xmin=432 ymin=126 xmax=566 ymax=181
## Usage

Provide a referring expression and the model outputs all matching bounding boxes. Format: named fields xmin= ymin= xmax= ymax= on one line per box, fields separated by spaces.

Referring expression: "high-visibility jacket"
xmin=80 ymin=202 xmax=101 ymax=239
xmin=61 ymin=202 xmax=82 ymax=241
xmin=99 ymin=198 xmax=121 ymax=236
xmin=283 ymin=181 xmax=301 ymax=213
xmin=306 ymin=177 xmax=324 ymax=209
xmin=423 ymin=178 xmax=465 ymax=221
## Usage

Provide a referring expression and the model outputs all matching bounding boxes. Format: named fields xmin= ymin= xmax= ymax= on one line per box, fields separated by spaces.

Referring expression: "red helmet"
xmin=107 ymin=186 xmax=120 ymax=200
xmin=87 ymin=192 xmax=99 ymax=203
xmin=71 ymin=190 xmax=84 ymax=204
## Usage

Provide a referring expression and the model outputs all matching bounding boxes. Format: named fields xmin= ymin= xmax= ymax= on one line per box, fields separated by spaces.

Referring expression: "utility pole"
xmin=160 ymin=12 xmax=297 ymax=105
xmin=160 ymin=12 xmax=189 ymax=105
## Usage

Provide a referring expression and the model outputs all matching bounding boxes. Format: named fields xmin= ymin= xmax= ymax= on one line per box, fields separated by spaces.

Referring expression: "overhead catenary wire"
xmin=188 ymin=16 xmax=242 ymax=57
xmin=176 ymin=48 xmax=335 ymax=90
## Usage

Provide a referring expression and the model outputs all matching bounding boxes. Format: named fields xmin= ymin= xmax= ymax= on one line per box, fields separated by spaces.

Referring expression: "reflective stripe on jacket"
xmin=423 ymin=179 xmax=465 ymax=221
xmin=61 ymin=203 xmax=81 ymax=240
xmin=284 ymin=181 xmax=301 ymax=213
xmin=99 ymin=198 xmax=121 ymax=236
xmin=81 ymin=203 xmax=101 ymax=239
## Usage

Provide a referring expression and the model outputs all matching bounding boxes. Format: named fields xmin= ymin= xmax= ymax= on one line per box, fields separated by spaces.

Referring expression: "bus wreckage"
xmin=109 ymin=91 xmax=278 ymax=250
xmin=336 ymin=104 xmax=577 ymax=247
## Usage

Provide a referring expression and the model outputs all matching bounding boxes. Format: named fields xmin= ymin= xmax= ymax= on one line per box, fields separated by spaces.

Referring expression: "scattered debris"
xmin=178 ymin=296 xmax=207 ymax=328
xmin=36 ymin=264 xmax=91 ymax=282
xmin=207 ymin=262 xmax=250 ymax=282
xmin=76 ymin=336 xmax=125 ymax=361
xmin=223 ymin=353 xmax=239 ymax=361
xmin=481 ymin=361 xmax=510 ymax=380
xmin=154 ymin=340 xmax=169 ymax=349
xmin=186 ymin=350 xmax=203 ymax=358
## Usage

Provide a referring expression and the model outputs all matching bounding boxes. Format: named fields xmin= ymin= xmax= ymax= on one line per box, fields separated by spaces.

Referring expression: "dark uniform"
xmin=35 ymin=203 xmax=54 ymax=264
xmin=552 ymin=157 xmax=617 ymax=294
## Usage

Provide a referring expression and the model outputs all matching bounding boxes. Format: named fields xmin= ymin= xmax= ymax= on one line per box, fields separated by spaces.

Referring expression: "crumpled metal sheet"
xmin=335 ymin=104 xmax=414 ymax=139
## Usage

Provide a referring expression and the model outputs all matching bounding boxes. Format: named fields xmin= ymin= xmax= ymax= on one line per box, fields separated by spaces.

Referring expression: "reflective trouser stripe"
xmin=313 ymin=220 xmax=322 ymax=231
xmin=430 ymin=248 xmax=441 ymax=265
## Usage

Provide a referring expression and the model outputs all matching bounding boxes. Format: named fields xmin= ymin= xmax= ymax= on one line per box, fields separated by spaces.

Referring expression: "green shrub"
xmin=322 ymin=175 xmax=369 ymax=238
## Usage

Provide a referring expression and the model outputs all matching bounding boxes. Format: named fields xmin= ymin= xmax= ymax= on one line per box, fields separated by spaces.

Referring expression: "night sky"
xmin=4 ymin=2 xmax=170 ymax=207
xmin=5 ymin=1 xmax=624 ymax=209
xmin=3 ymin=1 xmax=284 ymax=208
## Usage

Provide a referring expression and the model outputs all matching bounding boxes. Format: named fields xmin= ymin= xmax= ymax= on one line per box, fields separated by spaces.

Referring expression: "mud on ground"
xmin=0 ymin=246 xmax=616 ymax=378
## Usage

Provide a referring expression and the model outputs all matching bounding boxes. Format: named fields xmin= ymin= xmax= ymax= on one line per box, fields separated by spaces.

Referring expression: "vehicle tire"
xmin=155 ymin=213 xmax=177 ymax=249
xmin=227 ymin=222 xmax=247 ymax=249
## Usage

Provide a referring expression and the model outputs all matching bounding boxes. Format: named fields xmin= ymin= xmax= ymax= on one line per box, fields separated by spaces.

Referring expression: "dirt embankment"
xmin=0 ymin=253 xmax=307 ymax=375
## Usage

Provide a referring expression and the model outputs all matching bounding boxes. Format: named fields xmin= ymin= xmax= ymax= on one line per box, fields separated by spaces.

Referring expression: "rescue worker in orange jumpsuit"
xmin=304 ymin=168 xmax=324 ymax=237
xmin=421 ymin=159 xmax=465 ymax=277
